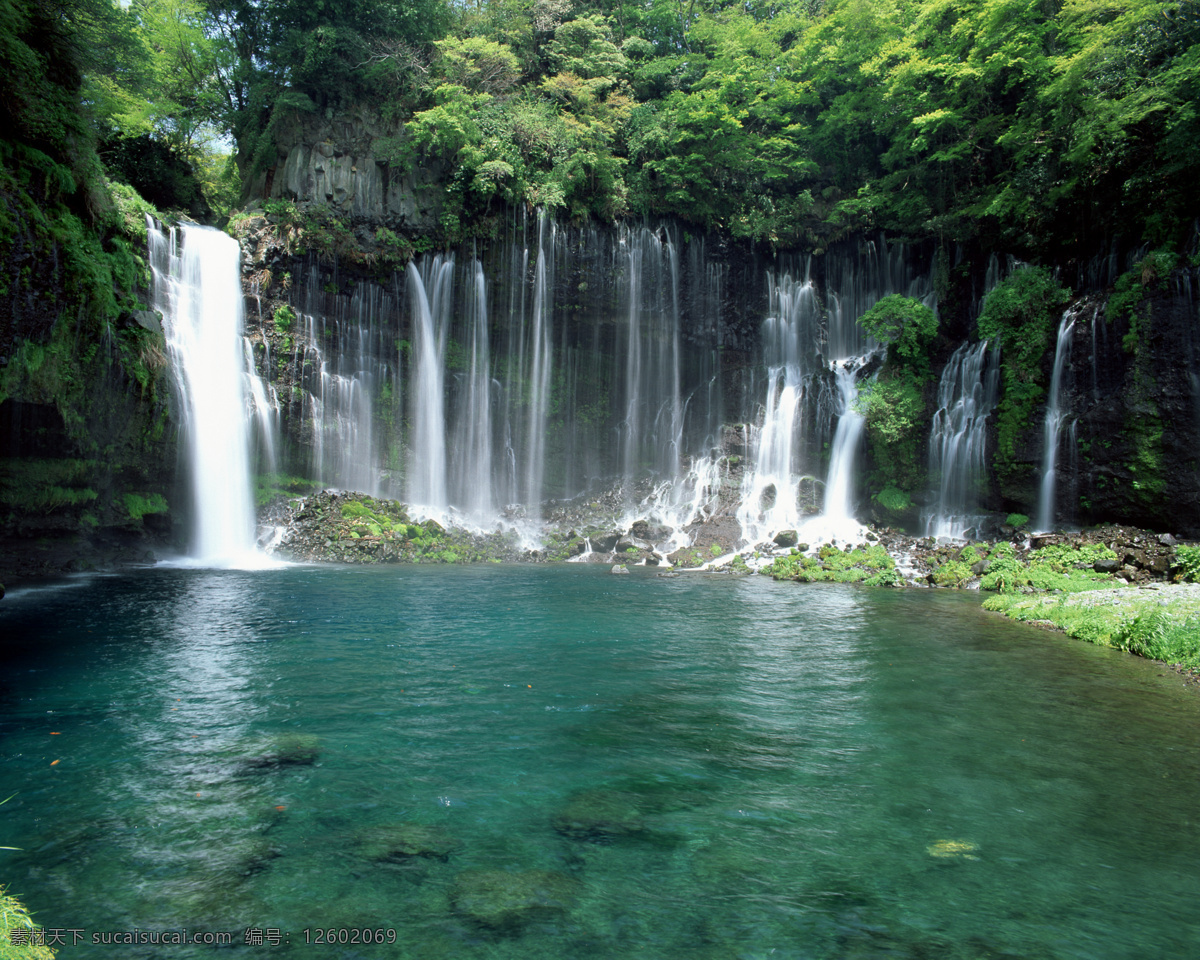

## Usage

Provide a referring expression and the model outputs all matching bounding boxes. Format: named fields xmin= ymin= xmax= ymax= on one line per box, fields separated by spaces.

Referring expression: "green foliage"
xmin=856 ymin=373 xmax=928 ymax=494
xmin=858 ymin=295 xmax=938 ymax=378
xmin=985 ymin=590 xmax=1200 ymax=670
xmin=767 ymin=543 xmax=898 ymax=586
xmin=980 ymin=541 xmax=1117 ymax=593
xmin=122 ymin=491 xmax=169 ymax=521
xmin=255 ymin=473 xmax=318 ymax=506
xmin=976 ymin=267 xmax=1071 ymax=476
xmin=273 ymin=305 xmax=296 ymax=331
xmin=873 ymin=486 xmax=912 ymax=513
xmin=1107 ymin=251 xmax=1178 ymax=353
xmin=1173 ymin=545 xmax=1200 ymax=583
xmin=0 ymin=458 xmax=99 ymax=513
xmin=1 ymin=884 xmax=57 ymax=959
xmin=932 ymin=560 xmax=974 ymax=587
xmin=1005 ymin=513 xmax=1030 ymax=529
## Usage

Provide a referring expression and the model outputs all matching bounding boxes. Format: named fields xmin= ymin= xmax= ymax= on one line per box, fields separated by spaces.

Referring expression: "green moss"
xmin=767 ymin=543 xmax=897 ymax=586
xmin=1005 ymin=513 xmax=1029 ymax=529
xmin=980 ymin=542 xmax=1117 ymax=594
xmin=122 ymin=491 xmax=168 ymax=522
xmin=976 ymin=267 xmax=1071 ymax=479
xmin=932 ymin=560 xmax=974 ymax=587
xmin=255 ymin=474 xmax=318 ymax=507
xmin=0 ymin=458 xmax=100 ymax=513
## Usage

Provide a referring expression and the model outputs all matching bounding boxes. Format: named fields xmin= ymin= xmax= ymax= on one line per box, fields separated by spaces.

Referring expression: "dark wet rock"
xmin=773 ymin=529 xmax=798 ymax=548
xmin=553 ymin=789 xmax=645 ymax=842
xmin=631 ymin=519 xmax=671 ymax=541
xmin=588 ymin=532 xmax=620 ymax=553
xmin=1147 ymin=553 xmax=1172 ymax=575
xmin=357 ymin=822 xmax=461 ymax=862
xmin=758 ymin=484 xmax=777 ymax=511
xmin=450 ymin=869 xmax=579 ymax=931
xmin=971 ymin=557 xmax=991 ymax=575
xmin=1094 ymin=556 xmax=1121 ymax=573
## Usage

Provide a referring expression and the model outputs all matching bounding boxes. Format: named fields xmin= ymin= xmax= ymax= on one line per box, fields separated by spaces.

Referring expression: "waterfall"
xmin=822 ymin=361 xmax=868 ymax=523
xmin=1036 ymin=307 xmax=1078 ymax=533
xmin=150 ymin=221 xmax=265 ymax=565
xmin=737 ymin=270 xmax=821 ymax=541
xmin=738 ymin=237 xmax=934 ymax=546
xmin=449 ymin=260 xmax=494 ymax=520
xmin=407 ymin=255 xmax=454 ymax=512
xmin=924 ymin=340 xmax=1001 ymax=538
xmin=621 ymin=225 xmax=683 ymax=487
xmin=523 ymin=218 xmax=554 ymax=515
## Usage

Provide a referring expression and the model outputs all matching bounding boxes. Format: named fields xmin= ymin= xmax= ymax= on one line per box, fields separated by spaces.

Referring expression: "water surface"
xmin=2 ymin=566 xmax=1198 ymax=958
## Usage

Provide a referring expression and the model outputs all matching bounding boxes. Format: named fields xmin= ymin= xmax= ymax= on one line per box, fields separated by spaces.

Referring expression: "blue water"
xmin=2 ymin=565 xmax=1198 ymax=958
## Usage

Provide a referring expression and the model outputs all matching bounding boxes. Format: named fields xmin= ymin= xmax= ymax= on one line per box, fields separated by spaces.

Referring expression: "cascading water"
xmin=738 ymin=238 xmax=935 ymax=547
xmin=149 ymin=221 xmax=268 ymax=565
xmin=924 ymin=340 xmax=1001 ymax=538
xmin=1036 ymin=305 xmax=1080 ymax=533
xmin=737 ymin=270 xmax=821 ymax=542
xmin=407 ymin=255 xmax=454 ymax=513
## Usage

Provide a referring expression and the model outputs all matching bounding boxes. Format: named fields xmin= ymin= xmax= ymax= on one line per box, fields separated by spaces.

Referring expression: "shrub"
xmin=1174 ymin=545 xmax=1200 ymax=583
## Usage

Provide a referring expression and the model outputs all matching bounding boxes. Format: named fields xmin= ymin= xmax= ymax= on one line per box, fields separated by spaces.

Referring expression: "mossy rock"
xmin=357 ymin=822 xmax=461 ymax=862
xmin=450 ymin=869 xmax=579 ymax=931
xmin=240 ymin=733 xmax=320 ymax=771
xmin=552 ymin=789 xmax=645 ymax=842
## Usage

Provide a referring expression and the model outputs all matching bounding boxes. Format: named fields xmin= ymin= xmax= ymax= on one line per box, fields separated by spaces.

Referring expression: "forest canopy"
xmin=2 ymin=0 xmax=1198 ymax=257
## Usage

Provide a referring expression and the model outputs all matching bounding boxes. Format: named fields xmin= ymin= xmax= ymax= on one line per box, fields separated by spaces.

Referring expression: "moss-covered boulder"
xmin=552 ymin=789 xmax=646 ymax=842
xmin=450 ymin=869 xmax=579 ymax=931
xmin=357 ymin=822 xmax=461 ymax=862
xmin=240 ymin=733 xmax=320 ymax=770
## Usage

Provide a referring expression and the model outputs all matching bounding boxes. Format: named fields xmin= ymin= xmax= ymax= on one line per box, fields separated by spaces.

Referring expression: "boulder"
xmin=773 ymin=529 xmax=798 ymax=548
xmin=451 ymin=870 xmax=579 ymax=931
xmin=553 ymin=790 xmax=645 ymax=842
xmin=610 ymin=564 xmax=630 ymax=575
xmin=357 ymin=822 xmax=461 ymax=862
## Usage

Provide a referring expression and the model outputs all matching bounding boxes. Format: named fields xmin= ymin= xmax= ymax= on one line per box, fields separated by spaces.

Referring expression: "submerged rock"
xmin=451 ymin=869 xmax=579 ymax=931
xmin=240 ymin=733 xmax=320 ymax=770
xmin=553 ymin=789 xmax=645 ymax=842
xmin=357 ymin=822 xmax=461 ymax=862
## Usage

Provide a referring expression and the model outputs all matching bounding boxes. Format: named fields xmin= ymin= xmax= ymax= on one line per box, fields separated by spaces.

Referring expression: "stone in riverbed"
xmin=451 ymin=869 xmax=579 ymax=931
xmin=240 ymin=733 xmax=320 ymax=770
xmin=773 ymin=529 xmax=798 ymax=548
xmin=1093 ymin=557 xmax=1120 ymax=573
xmin=553 ymin=789 xmax=645 ymax=842
xmin=610 ymin=564 xmax=630 ymax=575
xmin=357 ymin=822 xmax=461 ymax=862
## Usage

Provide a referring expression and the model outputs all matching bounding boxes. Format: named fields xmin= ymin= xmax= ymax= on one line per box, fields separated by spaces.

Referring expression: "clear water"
xmin=2 ymin=567 xmax=1199 ymax=959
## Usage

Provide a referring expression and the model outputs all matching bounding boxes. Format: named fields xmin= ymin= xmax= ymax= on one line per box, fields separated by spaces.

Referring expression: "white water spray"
xmin=150 ymin=221 xmax=266 ymax=566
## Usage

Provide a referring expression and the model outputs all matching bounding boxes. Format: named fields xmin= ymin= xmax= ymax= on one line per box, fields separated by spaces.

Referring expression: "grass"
xmin=983 ymin=589 xmax=1200 ymax=669
xmin=1 ymin=887 xmax=56 ymax=959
